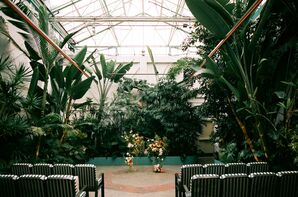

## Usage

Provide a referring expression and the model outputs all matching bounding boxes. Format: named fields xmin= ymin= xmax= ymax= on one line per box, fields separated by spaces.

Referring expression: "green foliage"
xmin=107 ymin=78 xmax=202 ymax=156
xmin=31 ymin=113 xmax=89 ymax=163
xmin=91 ymin=54 xmax=133 ymax=120
xmin=186 ymin=0 xmax=298 ymax=168
xmin=167 ymin=57 xmax=197 ymax=80
xmin=185 ymin=0 xmax=234 ymax=38
xmin=0 ymin=56 xmax=33 ymax=172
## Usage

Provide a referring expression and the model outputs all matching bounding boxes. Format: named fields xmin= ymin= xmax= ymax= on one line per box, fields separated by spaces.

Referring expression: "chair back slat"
xmin=46 ymin=175 xmax=80 ymax=197
xmin=53 ymin=164 xmax=74 ymax=175
xmin=203 ymin=163 xmax=225 ymax=175
xmin=11 ymin=163 xmax=32 ymax=176
xmin=225 ymin=163 xmax=247 ymax=174
xmin=249 ymin=172 xmax=278 ymax=197
xmin=220 ymin=173 xmax=249 ymax=197
xmin=247 ymin=162 xmax=269 ymax=173
xmin=74 ymin=164 xmax=96 ymax=189
xmin=18 ymin=174 xmax=47 ymax=197
xmin=277 ymin=171 xmax=298 ymax=197
xmin=32 ymin=163 xmax=53 ymax=176
xmin=0 ymin=174 xmax=18 ymax=197
xmin=190 ymin=174 xmax=220 ymax=197
xmin=181 ymin=164 xmax=204 ymax=189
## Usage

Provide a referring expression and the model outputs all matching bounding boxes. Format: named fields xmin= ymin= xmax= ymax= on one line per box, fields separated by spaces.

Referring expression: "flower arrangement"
xmin=122 ymin=131 xmax=145 ymax=169
xmin=145 ymin=135 xmax=168 ymax=172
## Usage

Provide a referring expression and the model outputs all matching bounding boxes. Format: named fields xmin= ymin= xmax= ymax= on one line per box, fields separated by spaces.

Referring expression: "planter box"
xmin=88 ymin=156 xmax=199 ymax=166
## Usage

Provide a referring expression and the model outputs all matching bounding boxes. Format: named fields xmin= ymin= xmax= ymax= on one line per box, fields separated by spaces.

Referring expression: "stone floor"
xmin=88 ymin=165 xmax=181 ymax=197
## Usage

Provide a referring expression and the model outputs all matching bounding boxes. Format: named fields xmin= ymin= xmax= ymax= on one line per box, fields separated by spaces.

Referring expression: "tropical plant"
xmin=32 ymin=113 xmax=89 ymax=163
xmin=91 ymin=54 xmax=133 ymax=120
xmin=137 ymin=79 xmax=202 ymax=156
xmin=23 ymin=5 xmax=83 ymax=118
xmin=0 ymin=1 xmax=32 ymax=57
xmin=49 ymin=47 xmax=95 ymax=123
xmin=186 ymin=0 xmax=298 ymax=167
xmin=0 ymin=55 xmax=33 ymax=172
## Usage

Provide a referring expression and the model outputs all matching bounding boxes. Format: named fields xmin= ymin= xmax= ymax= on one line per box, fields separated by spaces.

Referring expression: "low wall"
xmin=88 ymin=156 xmax=199 ymax=166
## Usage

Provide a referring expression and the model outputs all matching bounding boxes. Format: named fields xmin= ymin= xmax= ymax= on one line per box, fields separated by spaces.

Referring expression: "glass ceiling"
xmin=44 ymin=0 xmax=197 ymax=58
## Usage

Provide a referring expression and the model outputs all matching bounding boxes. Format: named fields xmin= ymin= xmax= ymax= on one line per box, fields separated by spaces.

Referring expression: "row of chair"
xmin=184 ymin=171 xmax=298 ymax=197
xmin=0 ymin=174 xmax=86 ymax=197
xmin=175 ymin=162 xmax=269 ymax=197
xmin=9 ymin=163 xmax=104 ymax=197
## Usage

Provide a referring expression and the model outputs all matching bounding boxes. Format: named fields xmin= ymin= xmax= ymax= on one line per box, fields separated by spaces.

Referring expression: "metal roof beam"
xmin=51 ymin=16 xmax=196 ymax=23
xmin=75 ymin=45 xmax=184 ymax=48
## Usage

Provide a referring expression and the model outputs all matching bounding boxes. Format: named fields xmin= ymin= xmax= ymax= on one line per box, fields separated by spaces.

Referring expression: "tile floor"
xmin=89 ymin=165 xmax=181 ymax=197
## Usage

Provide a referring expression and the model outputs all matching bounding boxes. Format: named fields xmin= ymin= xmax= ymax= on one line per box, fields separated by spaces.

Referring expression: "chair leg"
xmin=95 ymin=190 xmax=98 ymax=197
xmin=101 ymin=187 xmax=104 ymax=197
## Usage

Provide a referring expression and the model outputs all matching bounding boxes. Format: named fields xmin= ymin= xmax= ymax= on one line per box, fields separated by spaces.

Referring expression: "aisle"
xmin=93 ymin=165 xmax=180 ymax=197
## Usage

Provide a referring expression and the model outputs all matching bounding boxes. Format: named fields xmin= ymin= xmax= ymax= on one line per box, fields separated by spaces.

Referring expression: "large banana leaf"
xmin=186 ymin=0 xmax=234 ymax=38
xmin=106 ymin=60 xmax=116 ymax=79
xmin=64 ymin=46 xmax=87 ymax=89
xmin=70 ymin=76 xmax=95 ymax=100
xmin=200 ymin=56 xmax=241 ymax=100
xmin=24 ymin=41 xmax=41 ymax=61
xmin=112 ymin=62 xmax=134 ymax=82
xmin=92 ymin=59 xmax=102 ymax=81
xmin=50 ymin=60 xmax=65 ymax=88
xmin=49 ymin=30 xmax=80 ymax=66
xmin=100 ymin=54 xmax=108 ymax=79
xmin=30 ymin=61 xmax=46 ymax=82
xmin=27 ymin=66 xmax=39 ymax=97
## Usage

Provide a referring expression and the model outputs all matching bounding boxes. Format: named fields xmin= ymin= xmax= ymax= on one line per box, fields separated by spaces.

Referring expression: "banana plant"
xmin=91 ymin=54 xmax=133 ymax=120
xmin=49 ymin=46 xmax=95 ymax=124
xmin=186 ymin=0 xmax=298 ymax=162
xmin=24 ymin=5 xmax=80 ymax=118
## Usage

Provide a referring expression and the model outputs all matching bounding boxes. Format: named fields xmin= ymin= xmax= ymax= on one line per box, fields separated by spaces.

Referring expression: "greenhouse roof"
xmin=44 ymin=0 xmax=197 ymax=57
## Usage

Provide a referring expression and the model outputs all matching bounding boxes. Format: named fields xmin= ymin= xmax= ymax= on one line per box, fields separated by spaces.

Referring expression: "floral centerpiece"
xmin=122 ymin=131 xmax=145 ymax=170
xmin=145 ymin=135 xmax=168 ymax=173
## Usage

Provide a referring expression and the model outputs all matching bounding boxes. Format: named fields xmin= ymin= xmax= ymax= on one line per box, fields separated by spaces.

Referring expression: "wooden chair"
xmin=175 ymin=164 xmax=204 ymax=197
xmin=220 ymin=173 xmax=249 ymax=197
xmin=74 ymin=164 xmax=104 ymax=197
xmin=0 ymin=174 xmax=18 ymax=197
xmin=203 ymin=163 xmax=225 ymax=175
xmin=53 ymin=164 xmax=74 ymax=175
xmin=225 ymin=163 xmax=247 ymax=174
xmin=247 ymin=162 xmax=269 ymax=173
xmin=277 ymin=171 xmax=298 ymax=197
xmin=248 ymin=172 xmax=278 ymax=197
xmin=184 ymin=174 xmax=220 ymax=197
xmin=18 ymin=174 xmax=47 ymax=197
xmin=46 ymin=175 xmax=86 ymax=197
xmin=32 ymin=163 xmax=53 ymax=176
xmin=11 ymin=163 xmax=32 ymax=176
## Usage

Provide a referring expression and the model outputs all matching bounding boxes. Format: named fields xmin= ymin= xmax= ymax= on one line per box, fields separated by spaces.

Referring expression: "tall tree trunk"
xmin=228 ymin=97 xmax=260 ymax=161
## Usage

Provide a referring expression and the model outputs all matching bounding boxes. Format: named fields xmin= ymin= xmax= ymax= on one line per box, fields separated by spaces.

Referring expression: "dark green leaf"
xmin=112 ymin=62 xmax=134 ymax=82
xmin=24 ymin=41 xmax=41 ymax=61
xmin=100 ymin=54 xmax=108 ymax=78
xmin=30 ymin=61 xmax=46 ymax=81
xmin=70 ymin=76 xmax=95 ymax=100
xmin=186 ymin=0 xmax=231 ymax=38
